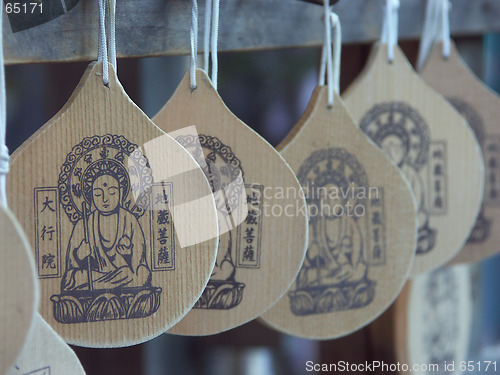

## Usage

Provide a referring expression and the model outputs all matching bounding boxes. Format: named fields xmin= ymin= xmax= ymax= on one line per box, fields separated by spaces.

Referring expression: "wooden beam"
xmin=3 ymin=0 xmax=500 ymax=64
xmin=299 ymin=0 xmax=340 ymax=5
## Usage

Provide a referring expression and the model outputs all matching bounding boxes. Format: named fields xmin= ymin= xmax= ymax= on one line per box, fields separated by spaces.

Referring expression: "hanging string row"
xmin=381 ymin=0 xmax=400 ymax=63
xmin=203 ymin=0 xmax=220 ymax=90
xmin=417 ymin=0 xmax=451 ymax=70
xmin=0 ymin=2 xmax=8 ymax=207
xmin=190 ymin=0 xmax=199 ymax=90
xmin=319 ymin=0 xmax=341 ymax=107
xmin=97 ymin=0 xmax=117 ymax=86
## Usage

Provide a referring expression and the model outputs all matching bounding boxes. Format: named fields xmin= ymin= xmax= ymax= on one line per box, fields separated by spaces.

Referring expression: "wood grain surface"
xmin=154 ymin=69 xmax=308 ymax=336
xmin=260 ymin=87 xmax=417 ymax=339
xmin=7 ymin=62 xmax=219 ymax=347
xmin=3 ymin=0 xmax=500 ymax=64
xmin=420 ymin=41 xmax=500 ymax=264
xmin=0 ymin=205 xmax=39 ymax=375
xmin=6 ymin=313 xmax=86 ymax=375
xmin=343 ymin=44 xmax=484 ymax=277
xmin=369 ymin=264 xmax=473 ymax=375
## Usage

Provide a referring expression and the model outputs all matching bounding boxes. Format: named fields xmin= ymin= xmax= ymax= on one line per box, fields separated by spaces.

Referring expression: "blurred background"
xmin=4 ymin=14 xmax=500 ymax=375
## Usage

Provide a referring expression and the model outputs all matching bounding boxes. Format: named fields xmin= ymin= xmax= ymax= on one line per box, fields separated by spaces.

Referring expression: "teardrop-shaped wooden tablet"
xmin=259 ymin=87 xmax=417 ymax=339
xmin=370 ymin=264 xmax=473 ymax=374
xmin=7 ymin=62 xmax=219 ymax=347
xmin=0 ymin=205 xmax=39 ymax=374
xmin=420 ymin=41 xmax=500 ymax=264
xmin=404 ymin=265 xmax=473 ymax=373
xmin=154 ymin=69 xmax=308 ymax=335
xmin=7 ymin=314 xmax=86 ymax=375
xmin=343 ymin=44 xmax=484 ymax=276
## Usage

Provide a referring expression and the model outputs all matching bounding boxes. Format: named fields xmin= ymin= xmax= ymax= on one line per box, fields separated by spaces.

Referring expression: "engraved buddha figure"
xmin=204 ymin=157 xmax=237 ymax=282
xmin=297 ymin=182 xmax=367 ymax=289
xmin=360 ymin=102 xmax=435 ymax=254
xmin=211 ymin=219 xmax=236 ymax=281
xmin=61 ymin=170 xmax=152 ymax=292
xmin=173 ymin=134 xmax=246 ymax=310
xmin=381 ymin=135 xmax=430 ymax=239
xmin=290 ymin=148 xmax=376 ymax=315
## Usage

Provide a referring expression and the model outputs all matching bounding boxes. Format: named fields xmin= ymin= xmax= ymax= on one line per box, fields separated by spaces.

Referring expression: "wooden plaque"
xmin=421 ymin=41 xmax=500 ymax=264
xmin=259 ymin=87 xmax=417 ymax=339
xmin=370 ymin=264 xmax=473 ymax=374
xmin=343 ymin=44 xmax=484 ymax=276
xmin=7 ymin=62 xmax=219 ymax=347
xmin=0 ymin=205 xmax=39 ymax=374
xmin=7 ymin=314 xmax=86 ymax=375
xmin=154 ymin=69 xmax=308 ymax=335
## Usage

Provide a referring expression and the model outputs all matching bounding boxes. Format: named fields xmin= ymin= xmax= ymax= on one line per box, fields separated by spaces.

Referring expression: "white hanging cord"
xmin=97 ymin=0 xmax=117 ymax=85
xmin=319 ymin=1 xmax=341 ymax=107
xmin=203 ymin=0 xmax=220 ymax=90
xmin=203 ymin=0 xmax=212 ymax=73
xmin=441 ymin=0 xmax=451 ymax=59
xmin=381 ymin=0 xmax=400 ymax=63
xmin=97 ymin=0 xmax=109 ymax=85
xmin=210 ymin=0 xmax=219 ymax=90
xmin=318 ymin=0 xmax=330 ymax=87
xmin=331 ymin=12 xmax=341 ymax=96
xmin=107 ymin=0 xmax=117 ymax=71
xmin=417 ymin=0 xmax=440 ymax=71
xmin=0 ymin=2 xmax=8 ymax=208
xmin=417 ymin=0 xmax=451 ymax=70
xmin=190 ymin=0 xmax=199 ymax=90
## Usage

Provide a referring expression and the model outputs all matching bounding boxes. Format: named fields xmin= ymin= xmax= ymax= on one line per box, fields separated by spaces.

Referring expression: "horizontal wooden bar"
xmin=3 ymin=0 xmax=500 ymax=64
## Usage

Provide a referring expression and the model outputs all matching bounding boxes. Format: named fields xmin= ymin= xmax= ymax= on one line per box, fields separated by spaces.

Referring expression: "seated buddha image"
xmin=297 ymin=182 xmax=367 ymax=290
xmin=203 ymin=155 xmax=238 ymax=283
xmin=192 ymin=145 xmax=246 ymax=310
xmin=380 ymin=133 xmax=435 ymax=254
xmin=211 ymin=221 xmax=236 ymax=282
xmin=290 ymin=154 xmax=375 ymax=316
xmin=61 ymin=171 xmax=152 ymax=292
xmin=381 ymin=135 xmax=428 ymax=228
xmin=51 ymin=153 xmax=162 ymax=324
xmin=359 ymin=102 xmax=435 ymax=255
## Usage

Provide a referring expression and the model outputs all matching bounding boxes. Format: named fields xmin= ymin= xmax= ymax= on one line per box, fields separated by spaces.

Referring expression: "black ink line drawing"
xmin=447 ymin=97 xmax=491 ymax=244
xmin=484 ymin=135 xmax=500 ymax=207
xmin=426 ymin=140 xmax=448 ymax=217
xmin=23 ymin=366 xmax=51 ymax=375
xmin=48 ymin=135 xmax=161 ymax=323
xmin=288 ymin=148 xmax=377 ymax=316
xmin=360 ymin=102 xmax=438 ymax=255
xmin=176 ymin=134 xmax=258 ymax=310
xmin=366 ymin=188 xmax=387 ymax=266
xmin=150 ymin=182 xmax=176 ymax=271
xmin=34 ymin=188 xmax=62 ymax=279
xmin=236 ymin=184 xmax=264 ymax=269
xmin=423 ymin=268 xmax=459 ymax=369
